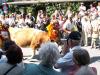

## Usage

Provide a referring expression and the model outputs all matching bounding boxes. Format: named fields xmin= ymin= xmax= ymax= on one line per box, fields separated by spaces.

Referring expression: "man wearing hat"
xmin=79 ymin=3 xmax=86 ymax=17
xmin=79 ymin=3 xmax=86 ymax=11
xmin=54 ymin=31 xmax=82 ymax=74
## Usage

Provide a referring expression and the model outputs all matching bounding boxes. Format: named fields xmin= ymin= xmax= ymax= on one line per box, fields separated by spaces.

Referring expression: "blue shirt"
xmin=56 ymin=45 xmax=81 ymax=72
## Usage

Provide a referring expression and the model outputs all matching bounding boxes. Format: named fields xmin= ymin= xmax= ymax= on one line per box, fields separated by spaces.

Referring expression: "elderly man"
xmin=54 ymin=31 xmax=82 ymax=74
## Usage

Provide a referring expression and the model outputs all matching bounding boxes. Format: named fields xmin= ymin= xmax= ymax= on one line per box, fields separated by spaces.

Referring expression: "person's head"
xmin=73 ymin=49 xmax=90 ymax=66
xmin=6 ymin=45 xmax=23 ymax=65
xmin=67 ymin=31 xmax=81 ymax=48
xmin=39 ymin=42 xmax=60 ymax=67
xmin=26 ymin=15 xmax=29 ymax=18
xmin=3 ymin=40 xmax=15 ymax=51
xmin=80 ymin=2 xmax=84 ymax=6
xmin=75 ymin=66 xmax=96 ymax=75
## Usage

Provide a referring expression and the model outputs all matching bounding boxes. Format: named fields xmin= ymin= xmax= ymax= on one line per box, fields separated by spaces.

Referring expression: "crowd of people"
xmin=0 ymin=2 xmax=100 ymax=47
xmin=0 ymin=2 xmax=99 ymax=75
xmin=0 ymin=31 xmax=97 ymax=75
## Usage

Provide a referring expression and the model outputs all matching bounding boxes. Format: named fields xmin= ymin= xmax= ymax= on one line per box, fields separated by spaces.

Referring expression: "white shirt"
xmin=97 ymin=6 xmax=100 ymax=11
xmin=25 ymin=18 xmax=32 ymax=24
xmin=5 ymin=18 xmax=9 ymax=25
xmin=9 ymin=18 xmax=15 ymax=26
xmin=62 ymin=20 xmax=73 ymax=31
xmin=79 ymin=6 xmax=86 ymax=11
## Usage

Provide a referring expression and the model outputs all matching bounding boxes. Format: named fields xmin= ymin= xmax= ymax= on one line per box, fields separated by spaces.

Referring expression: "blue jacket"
xmin=23 ymin=63 xmax=62 ymax=75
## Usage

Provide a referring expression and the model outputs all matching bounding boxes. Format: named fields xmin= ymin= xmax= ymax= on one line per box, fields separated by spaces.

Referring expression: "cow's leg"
xmin=0 ymin=37 xmax=3 ymax=49
xmin=33 ymin=48 xmax=36 ymax=56
xmin=30 ymin=40 xmax=36 ymax=56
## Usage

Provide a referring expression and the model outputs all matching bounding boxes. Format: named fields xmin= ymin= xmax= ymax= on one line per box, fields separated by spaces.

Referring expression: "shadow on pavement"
xmin=90 ymin=56 xmax=100 ymax=64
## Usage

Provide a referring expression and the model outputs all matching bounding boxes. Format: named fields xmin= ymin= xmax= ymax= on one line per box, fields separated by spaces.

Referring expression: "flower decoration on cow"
xmin=46 ymin=20 xmax=59 ymax=42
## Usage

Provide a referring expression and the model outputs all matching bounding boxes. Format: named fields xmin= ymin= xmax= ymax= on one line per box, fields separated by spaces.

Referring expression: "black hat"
xmin=68 ymin=31 xmax=81 ymax=40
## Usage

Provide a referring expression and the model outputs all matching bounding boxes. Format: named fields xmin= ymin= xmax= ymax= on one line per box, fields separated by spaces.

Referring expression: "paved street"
xmin=21 ymin=46 xmax=100 ymax=75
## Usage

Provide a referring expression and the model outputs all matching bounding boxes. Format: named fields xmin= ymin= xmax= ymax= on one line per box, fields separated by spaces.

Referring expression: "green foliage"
xmin=9 ymin=4 xmax=15 ymax=13
xmin=46 ymin=3 xmax=62 ymax=16
xmin=26 ymin=6 xmax=33 ymax=13
xmin=46 ymin=3 xmax=56 ymax=16
xmin=70 ymin=2 xmax=80 ymax=13
xmin=9 ymin=2 xmax=80 ymax=17
xmin=46 ymin=2 xmax=80 ymax=16
xmin=7 ymin=0 xmax=13 ymax=2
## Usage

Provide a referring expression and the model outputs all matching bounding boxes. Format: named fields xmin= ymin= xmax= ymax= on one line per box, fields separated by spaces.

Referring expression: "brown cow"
xmin=8 ymin=27 xmax=50 ymax=55
xmin=0 ymin=35 xmax=3 ymax=48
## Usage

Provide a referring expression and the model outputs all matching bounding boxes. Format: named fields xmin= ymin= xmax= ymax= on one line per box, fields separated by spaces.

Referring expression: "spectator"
xmin=54 ymin=31 xmax=81 ymax=74
xmin=81 ymin=14 xmax=91 ymax=46
xmin=23 ymin=42 xmax=61 ymax=75
xmin=17 ymin=15 xmax=25 ymax=28
xmin=79 ymin=3 xmax=86 ymax=11
xmin=0 ymin=45 xmax=24 ymax=75
xmin=91 ymin=15 xmax=99 ymax=48
xmin=72 ymin=49 xmax=97 ymax=75
xmin=97 ymin=2 xmax=100 ymax=11
xmin=90 ymin=4 xmax=97 ymax=13
xmin=78 ymin=3 xmax=86 ymax=17
xmin=62 ymin=16 xmax=73 ymax=35
xmin=3 ymin=39 xmax=15 ymax=51
xmin=75 ymin=66 xmax=97 ymax=75
xmin=9 ymin=14 xmax=15 ymax=27
xmin=0 ymin=40 xmax=15 ymax=63
xmin=65 ymin=7 xmax=72 ymax=18
xmin=25 ymin=15 xmax=32 ymax=27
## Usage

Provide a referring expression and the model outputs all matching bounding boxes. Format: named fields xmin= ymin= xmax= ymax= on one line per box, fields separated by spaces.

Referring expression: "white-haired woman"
xmin=23 ymin=42 xmax=61 ymax=75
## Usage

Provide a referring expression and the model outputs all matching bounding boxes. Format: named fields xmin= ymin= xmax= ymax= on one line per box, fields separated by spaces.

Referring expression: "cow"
xmin=8 ymin=27 xmax=50 ymax=55
xmin=0 ymin=35 xmax=3 ymax=49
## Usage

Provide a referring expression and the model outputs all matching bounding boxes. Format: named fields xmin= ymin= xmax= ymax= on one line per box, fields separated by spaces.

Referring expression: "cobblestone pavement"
xmin=21 ymin=46 xmax=100 ymax=75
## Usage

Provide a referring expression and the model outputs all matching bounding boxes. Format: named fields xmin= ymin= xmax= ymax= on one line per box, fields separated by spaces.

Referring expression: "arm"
xmin=61 ymin=40 xmax=70 ymax=56
xmin=54 ymin=52 xmax=74 ymax=69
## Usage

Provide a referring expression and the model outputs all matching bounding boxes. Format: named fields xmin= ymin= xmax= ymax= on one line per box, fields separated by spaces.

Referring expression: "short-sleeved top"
xmin=62 ymin=20 xmax=73 ymax=31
